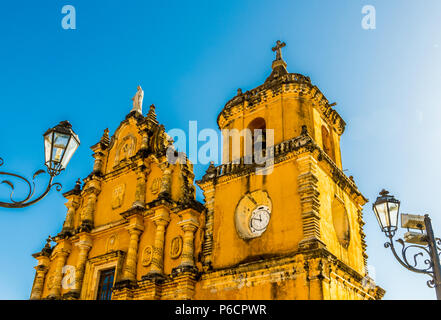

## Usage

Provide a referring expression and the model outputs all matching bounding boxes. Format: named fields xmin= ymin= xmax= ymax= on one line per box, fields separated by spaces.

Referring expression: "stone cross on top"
xmin=272 ymin=40 xmax=286 ymax=61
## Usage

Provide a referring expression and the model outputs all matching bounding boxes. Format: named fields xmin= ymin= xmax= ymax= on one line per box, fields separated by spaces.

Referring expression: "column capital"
xmin=152 ymin=216 xmax=170 ymax=228
xmin=178 ymin=219 xmax=199 ymax=232
xmin=75 ymin=233 xmax=93 ymax=250
xmin=178 ymin=208 xmax=200 ymax=231
xmin=34 ymin=264 xmax=49 ymax=273
xmin=127 ymin=226 xmax=144 ymax=237
xmin=151 ymin=205 xmax=171 ymax=226
xmin=53 ymin=239 xmax=72 ymax=256
xmin=82 ymin=179 xmax=102 ymax=195
xmin=65 ymin=197 xmax=81 ymax=209
xmin=34 ymin=255 xmax=50 ymax=270
xmin=127 ymin=214 xmax=145 ymax=232
xmin=92 ymin=151 xmax=105 ymax=160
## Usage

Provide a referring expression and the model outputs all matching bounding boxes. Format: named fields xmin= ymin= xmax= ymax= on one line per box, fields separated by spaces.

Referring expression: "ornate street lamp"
xmin=0 ymin=121 xmax=80 ymax=208
xmin=373 ymin=189 xmax=441 ymax=299
xmin=372 ymin=189 xmax=400 ymax=237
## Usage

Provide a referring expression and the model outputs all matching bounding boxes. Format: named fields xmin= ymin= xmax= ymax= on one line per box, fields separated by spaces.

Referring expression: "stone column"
xmin=82 ymin=193 xmax=97 ymax=223
xmin=48 ymin=240 xmax=71 ymax=299
xmin=72 ymin=234 xmax=92 ymax=296
xmin=133 ymin=167 xmax=147 ymax=208
xmin=140 ymin=130 xmax=149 ymax=151
xmin=92 ymin=152 xmax=105 ymax=174
xmin=158 ymin=163 xmax=173 ymax=198
xmin=79 ymin=180 xmax=101 ymax=231
xmin=148 ymin=206 xmax=170 ymax=276
xmin=30 ymin=255 xmax=50 ymax=300
xmin=177 ymin=209 xmax=200 ymax=268
xmin=62 ymin=199 xmax=80 ymax=235
xmin=122 ymin=214 xmax=144 ymax=282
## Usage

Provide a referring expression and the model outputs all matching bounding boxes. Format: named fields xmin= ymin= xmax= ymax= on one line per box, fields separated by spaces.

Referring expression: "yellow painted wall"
xmin=211 ymin=160 xmax=303 ymax=269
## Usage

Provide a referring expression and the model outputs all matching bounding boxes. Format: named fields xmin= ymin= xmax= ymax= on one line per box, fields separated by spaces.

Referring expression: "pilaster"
xmin=142 ymin=205 xmax=170 ymax=280
xmin=297 ymin=155 xmax=324 ymax=250
xmin=30 ymin=254 xmax=50 ymax=300
xmin=132 ymin=162 xmax=149 ymax=208
xmin=121 ymin=214 xmax=144 ymax=283
xmin=92 ymin=152 xmax=105 ymax=174
xmin=200 ymin=182 xmax=215 ymax=271
xmin=61 ymin=198 xmax=80 ymax=236
xmin=60 ymin=180 xmax=82 ymax=237
xmin=68 ymin=233 xmax=92 ymax=299
xmin=79 ymin=179 xmax=101 ymax=232
xmin=176 ymin=209 xmax=199 ymax=269
xmin=158 ymin=162 xmax=173 ymax=199
xmin=46 ymin=239 xmax=72 ymax=299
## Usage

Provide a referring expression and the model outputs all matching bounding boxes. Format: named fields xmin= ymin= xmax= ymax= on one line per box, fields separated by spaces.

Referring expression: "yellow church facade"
xmin=30 ymin=42 xmax=385 ymax=300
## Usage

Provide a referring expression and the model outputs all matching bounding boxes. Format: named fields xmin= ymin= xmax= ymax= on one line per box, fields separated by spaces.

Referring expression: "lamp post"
xmin=372 ymin=189 xmax=441 ymax=299
xmin=0 ymin=120 xmax=80 ymax=209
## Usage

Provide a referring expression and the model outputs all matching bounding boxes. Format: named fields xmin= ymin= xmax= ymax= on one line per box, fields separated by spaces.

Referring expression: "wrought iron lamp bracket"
xmin=385 ymin=235 xmax=436 ymax=288
xmin=0 ymin=157 xmax=62 ymax=209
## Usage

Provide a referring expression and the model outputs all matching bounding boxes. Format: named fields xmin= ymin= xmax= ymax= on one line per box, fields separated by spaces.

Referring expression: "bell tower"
xmin=196 ymin=41 xmax=384 ymax=299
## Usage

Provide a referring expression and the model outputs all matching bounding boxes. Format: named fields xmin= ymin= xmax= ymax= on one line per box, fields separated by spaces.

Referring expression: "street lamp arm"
xmin=0 ymin=158 xmax=62 ymax=209
xmin=385 ymin=236 xmax=434 ymax=277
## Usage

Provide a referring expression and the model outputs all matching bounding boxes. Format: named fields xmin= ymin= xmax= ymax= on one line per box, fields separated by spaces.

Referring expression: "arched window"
xmin=321 ymin=125 xmax=335 ymax=162
xmin=248 ymin=117 xmax=266 ymax=162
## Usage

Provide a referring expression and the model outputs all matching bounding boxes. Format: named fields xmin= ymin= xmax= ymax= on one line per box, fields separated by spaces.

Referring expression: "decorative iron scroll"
xmin=0 ymin=157 xmax=62 ymax=208
xmin=384 ymin=235 xmax=435 ymax=288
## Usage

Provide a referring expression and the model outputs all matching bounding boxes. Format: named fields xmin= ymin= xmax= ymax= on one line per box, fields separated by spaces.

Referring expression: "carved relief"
xmin=111 ymin=184 xmax=125 ymax=209
xmin=106 ymin=234 xmax=118 ymax=253
xmin=170 ymin=236 xmax=183 ymax=259
xmin=150 ymin=177 xmax=161 ymax=194
xmin=114 ymin=135 xmax=137 ymax=166
xmin=142 ymin=245 xmax=153 ymax=267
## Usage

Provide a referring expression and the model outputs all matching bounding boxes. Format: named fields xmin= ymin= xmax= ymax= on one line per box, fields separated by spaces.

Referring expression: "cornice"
xmin=199 ymin=246 xmax=383 ymax=299
xmin=197 ymin=129 xmax=366 ymax=206
xmin=217 ymin=73 xmax=345 ymax=135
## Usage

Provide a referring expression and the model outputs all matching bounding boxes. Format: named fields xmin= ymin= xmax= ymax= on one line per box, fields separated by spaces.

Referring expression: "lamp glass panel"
xmin=60 ymin=137 xmax=79 ymax=169
xmin=44 ymin=132 xmax=53 ymax=164
xmin=388 ymin=202 xmax=400 ymax=229
xmin=51 ymin=133 xmax=70 ymax=165
xmin=374 ymin=202 xmax=388 ymax=230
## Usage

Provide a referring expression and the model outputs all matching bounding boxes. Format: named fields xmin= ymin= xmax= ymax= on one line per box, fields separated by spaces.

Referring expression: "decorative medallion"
xmin=106 ymin=234 xmax=118 ymax=253
xmin=111 ymin=184 xmax=125 ymax=209
xmin=150 ymin=177 xmax=161 ymax=194
xmin=170 ymin=236 xmax=183 ymax=259
xmin=142 ymin=245 xmax=153 ymax=267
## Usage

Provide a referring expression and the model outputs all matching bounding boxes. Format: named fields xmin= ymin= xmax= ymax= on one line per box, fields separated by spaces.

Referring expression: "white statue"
xmin=131 ymin=85 xmax=144 ymax=114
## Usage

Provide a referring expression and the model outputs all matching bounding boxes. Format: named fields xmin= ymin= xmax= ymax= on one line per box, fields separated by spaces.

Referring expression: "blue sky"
xmin=1 ymin=0 xmax=441 ymax=299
